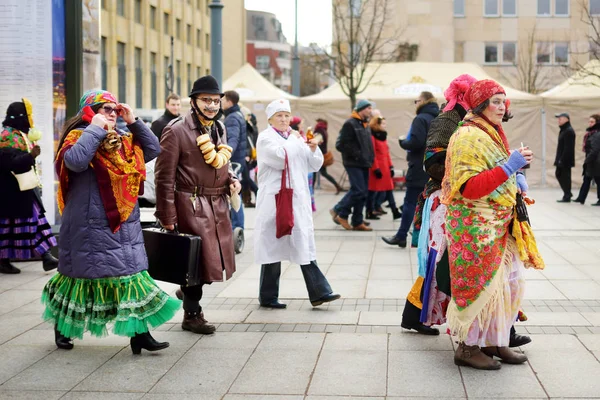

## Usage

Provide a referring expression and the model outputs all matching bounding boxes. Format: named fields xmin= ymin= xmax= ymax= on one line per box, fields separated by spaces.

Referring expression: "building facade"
xmin=339 ymin=0 xmax=595 ymax=93
xmin=101 ymin=0 xmax=245 ymax=111
xmin=246 ymin=10 xmax=292 ymax=92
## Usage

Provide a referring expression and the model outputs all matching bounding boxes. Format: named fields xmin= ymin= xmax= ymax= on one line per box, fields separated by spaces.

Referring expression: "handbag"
xmin=143 ymin=226 xmax=202 ymax=286
xmin=323 ymin=151 xmax=334 ymax=167
xmin=275 ymin=150 xmax=294 ymax=238
xmin=515 ymin=193 xmax=530 ymax=224
xmin=12 ymin=131 xmax=40 ymax=191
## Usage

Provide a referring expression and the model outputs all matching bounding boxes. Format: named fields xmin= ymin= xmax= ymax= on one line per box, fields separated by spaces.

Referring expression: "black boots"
xmin=182 ymin=311 xmax=216 ymax=334
xmin=42 ymin=251 xmax=59 ymax=271
xmin=130 ymin=332 xmax=170 ymax=354
xmin=391 ymin=207 xmax=402 ymax=220
xmin=509 ymin=326 xmax=532 ymax=347
xmin=401 ymin=322 xmax=440 ymax=335
xmin=54 ymin=326 xmax=74 ymax=350
xmin=0 ymin=259 xmax=20 ymax=274
xmin=381 ymin=236 xmax=407 ymax=248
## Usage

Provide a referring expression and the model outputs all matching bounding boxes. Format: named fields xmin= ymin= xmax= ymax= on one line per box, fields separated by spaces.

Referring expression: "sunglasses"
xmin=198 ymin=97 xmax=221 ymax=106
xmin=100 ymin=105 xmax=121 ymax=115
xmin=414 ymin=99 xmax=423 ymax=104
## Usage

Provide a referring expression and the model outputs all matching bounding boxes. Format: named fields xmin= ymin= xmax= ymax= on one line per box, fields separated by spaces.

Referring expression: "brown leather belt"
xmin=175 ymin=184 xmax=229 ymax=196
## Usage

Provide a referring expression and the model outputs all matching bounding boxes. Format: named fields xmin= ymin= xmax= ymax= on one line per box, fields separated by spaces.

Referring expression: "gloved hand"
xmin=374 ymin=168 xmax=383 ymax=179
xmin=501 ymin=151 xmax=528 ymax=177
xmin=390 ymin=166 xmax=395 ymax=178
xmin=516 ymin=173 xmax=528 ymax=194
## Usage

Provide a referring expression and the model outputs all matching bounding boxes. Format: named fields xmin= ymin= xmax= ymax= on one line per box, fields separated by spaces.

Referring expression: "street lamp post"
xmin=292 ymin=0 xmax=300 ymax=96
xmin=165 ymin=36 xmax=174 ymax=94
xmin=209 ymin=0 xmax=224 ymax=87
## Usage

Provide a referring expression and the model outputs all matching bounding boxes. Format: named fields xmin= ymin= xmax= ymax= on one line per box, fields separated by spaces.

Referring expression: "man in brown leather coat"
xmin=155 ymin=75 xmax=241 ymax=334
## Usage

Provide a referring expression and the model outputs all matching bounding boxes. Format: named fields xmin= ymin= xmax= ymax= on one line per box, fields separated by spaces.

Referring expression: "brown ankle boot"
xmin=482 ymin=346 xmax=528 ymax=364
xmin=182 ymin=311 xmax=216 ymax=334
xmin=454 ymin=343 xmax=501 ymax=370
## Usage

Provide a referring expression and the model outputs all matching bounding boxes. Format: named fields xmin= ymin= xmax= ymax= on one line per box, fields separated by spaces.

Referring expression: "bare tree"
xmin=312 ymin=0 xmax=404 ymax=109
xmin=567 ymin=1 xmax=600 ymax=86
xmin=501 ymin=25 xmax=551 ymax=94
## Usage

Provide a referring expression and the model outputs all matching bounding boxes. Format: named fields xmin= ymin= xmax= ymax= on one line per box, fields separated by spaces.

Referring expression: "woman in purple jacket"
xmin=41 ymin=90 xmax=180 ymax=353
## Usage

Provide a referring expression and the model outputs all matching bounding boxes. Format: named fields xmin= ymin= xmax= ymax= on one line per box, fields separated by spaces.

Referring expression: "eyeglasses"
xmin=100 ymin=105 xmax=120 ymax=115
xmin=198 ymin=97 xmax=221 ymax=106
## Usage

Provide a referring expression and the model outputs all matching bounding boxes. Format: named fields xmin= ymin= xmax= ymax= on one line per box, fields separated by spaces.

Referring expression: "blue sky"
xmin=244 ymin=0 xmax=332 ymax=47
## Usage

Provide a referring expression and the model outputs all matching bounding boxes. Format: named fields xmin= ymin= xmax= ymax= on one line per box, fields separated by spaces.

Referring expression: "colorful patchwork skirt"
xmin=0 ymin=202 xmax=56 ymax=259
xmin=42 ymin=271 xmax=181 ymax=339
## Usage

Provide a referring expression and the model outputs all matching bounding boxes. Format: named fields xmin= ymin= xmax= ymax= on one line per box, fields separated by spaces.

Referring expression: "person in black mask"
xmin=155 ymin=75 xmax=241 ymax=335
xmin=0 ymin=99 xmax=59 ymax=273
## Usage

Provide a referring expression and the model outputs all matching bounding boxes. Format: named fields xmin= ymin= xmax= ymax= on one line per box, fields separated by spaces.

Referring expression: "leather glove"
xmin=390 ymin=167 xmax=395 ymax=178
xmin=374 ymin=168 xmax=383 ymax=179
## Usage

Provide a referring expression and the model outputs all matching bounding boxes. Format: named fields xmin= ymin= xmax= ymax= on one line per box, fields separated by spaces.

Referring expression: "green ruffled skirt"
xmin=41 ymin=271 xmax=181 ymax=339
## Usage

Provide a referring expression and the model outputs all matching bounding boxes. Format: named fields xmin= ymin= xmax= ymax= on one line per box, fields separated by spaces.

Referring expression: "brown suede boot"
xmin=482 ymin=346 xmax=528 ymax=364
xmin=334 ymin=215 xmax=353 ymax=230
xmin=182 ymin=311 xmax=216 ymax=334
xmin=454 ymin=342 xmax=501 ymax=370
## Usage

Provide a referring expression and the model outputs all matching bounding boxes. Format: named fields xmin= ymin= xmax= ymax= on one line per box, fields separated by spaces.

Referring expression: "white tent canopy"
xmin=541 ymin=60 xmax=600 ymax=100
xmin=222 ymin=63 xmax=296 ymax=101
xmin=303 ymin=62 xmax=538 ymax=102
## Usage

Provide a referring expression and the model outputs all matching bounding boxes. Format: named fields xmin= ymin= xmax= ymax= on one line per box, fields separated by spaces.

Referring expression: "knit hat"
xmin=79 ymin=89 xmax=118 ymax=111
xmin=464 ymin=79 xmax=506 ymax=110
xmin=354 ymin=99 xmax=372 ymax=112
xmin=266 ymin=99 xmax=291 ymax=120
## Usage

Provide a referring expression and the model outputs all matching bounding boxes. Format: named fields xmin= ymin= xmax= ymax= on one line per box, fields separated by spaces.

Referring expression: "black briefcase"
xmin=143 ymin=227 xmax=202 ymax=287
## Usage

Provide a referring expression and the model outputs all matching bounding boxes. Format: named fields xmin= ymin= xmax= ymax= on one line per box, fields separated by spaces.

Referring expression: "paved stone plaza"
xmin=0 ymin=188 xmax=599 ymax=399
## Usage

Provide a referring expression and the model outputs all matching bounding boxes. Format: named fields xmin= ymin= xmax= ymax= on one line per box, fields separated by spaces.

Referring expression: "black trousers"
xmin=576 ymin=175 xmax=600 ymax=203
xmin=555 ymin=167 xmax=572 ymax=200
xmin=181 ymin=284 xmax=204 ymax=313
xmin=259 ymin=261 xmax=332 ymax=304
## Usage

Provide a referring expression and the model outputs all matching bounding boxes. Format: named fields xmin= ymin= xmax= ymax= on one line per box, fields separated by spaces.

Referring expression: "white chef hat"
xmin=266 ymin=99 xmax=291 ymax=120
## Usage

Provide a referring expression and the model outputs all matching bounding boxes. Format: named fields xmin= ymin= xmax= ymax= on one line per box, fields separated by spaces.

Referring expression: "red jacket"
xmin=369 ymin=131 xmax=394 ymax=191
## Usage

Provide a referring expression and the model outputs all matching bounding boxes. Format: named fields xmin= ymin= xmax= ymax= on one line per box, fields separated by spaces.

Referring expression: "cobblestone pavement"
xmin=0 ymin=188 xmax=599 ymax=399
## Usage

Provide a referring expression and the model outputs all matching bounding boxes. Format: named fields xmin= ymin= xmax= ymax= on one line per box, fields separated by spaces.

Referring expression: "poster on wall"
xmin=0 ymin=1 xmax=55 ymax=223
xmin=53 ymin=0 xmax=66 ymax=224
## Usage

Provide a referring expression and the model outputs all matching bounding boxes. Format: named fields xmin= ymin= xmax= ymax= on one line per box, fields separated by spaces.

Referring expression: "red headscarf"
xmin=465 ymin=79 xmax=506 ymax=110
xmin=443 ymin=74 xmax=478 ymax=112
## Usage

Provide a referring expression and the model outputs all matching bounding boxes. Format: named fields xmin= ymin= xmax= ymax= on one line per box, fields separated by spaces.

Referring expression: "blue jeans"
xmin=394 ymin=186 xmax=423 ymax=240
xmin=366 ymin=191 xmax=386 ymax=212
xmin=334 ymin=167 xmax=369 ymax=226
xmin=230 ymin=203 xmax=244 ymax=230
xmin=259 ymin=261 xmax=333 ymax=304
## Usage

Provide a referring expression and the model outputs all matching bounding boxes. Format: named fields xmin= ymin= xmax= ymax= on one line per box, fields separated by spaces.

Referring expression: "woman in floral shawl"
xmin=41 ymin=90 xmax=180 ymax=353
xmin=442 ymin=80 xmax=544 ymax=370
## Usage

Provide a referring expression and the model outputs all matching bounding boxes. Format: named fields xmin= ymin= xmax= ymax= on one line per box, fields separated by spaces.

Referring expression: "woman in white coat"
xmin=254 ymin=99 xmax=341 ymax=309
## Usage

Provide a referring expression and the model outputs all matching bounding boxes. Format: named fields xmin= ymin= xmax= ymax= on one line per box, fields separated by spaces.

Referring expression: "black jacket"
xmin=400 ymin=101 xmax=440 ymax=188
xmin=0 ymin=147 xmax=44 ymax=218
xmin=585 ymin=130 xmax=600 ymax=177
xmin=554 ymin=122 xmax=576 ymax=168
xmin=336 ymin=116 xmax=374 ymax=168
xmin=150 ymin=110 xmax=179 ymax=139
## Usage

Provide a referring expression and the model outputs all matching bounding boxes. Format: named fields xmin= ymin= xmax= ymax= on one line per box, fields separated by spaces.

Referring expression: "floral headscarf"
xmin=79 ymin=89 xmax=118 ymax=111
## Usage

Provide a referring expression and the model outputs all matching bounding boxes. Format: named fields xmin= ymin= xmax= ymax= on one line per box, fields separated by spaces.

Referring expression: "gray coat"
xmin=58 ymin=120 xmax=160 ymax=279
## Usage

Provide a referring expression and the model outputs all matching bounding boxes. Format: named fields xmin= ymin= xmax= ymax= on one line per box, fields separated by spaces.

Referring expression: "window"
xmin=555 ymin=42 xmax=569 ymax=64
xmin=536 ymin=42 xmax=551 ymax=64
xmin=256 ymin=55 xmax=270 ymax=70
xmin=164 ymin=13 xmax=170 ymax=34
xmin=555 ymin=0 xmax=569 ymax=15
xmin=350 ymin=0 xmax=361 ymax=17
xmin=187 ymin=63 xmax=192 ymax=94
xmin=101 ymin=37 xmax=107 ymax=90
xmin=176 ymin=19 xmax=181 ymax=40
xmin=176 ymin=61 xmax=181 ymax=96
xmin=187 ymin=24 xmax=192 ymax=44
xmin=117 ymin=0 xmax=125 ymax=17
xmin=503 ymin=0 xmax=517 ymax=16
xmin=591 ymin=41 xmax=600 ymax=58
xmin=503 ymin=42 xmax=516 ymax=64
xmin=198 ymin=0 xmax=202 ymax=8
xmin=197 ymin=67 xmax=201 ymax=80
xmin=454 ymin=0 xmax=465 ymax=16
xmin=591 ymin=0 xmax=600 ymax=15
xmin=151 ymin=52 xmax=157 ymax=108
xmin=537 ymin=0 xmax=550 ymax=15
xmin=196 ymin=29 xmax=201 ymax=48
xmin=135 ymin=47 xmax=143 ymax=108
xmin=206 ymin=33 xmax=210 ymax=50
xmin=485 ymin=43 xmax=499 ymax=63
xmin=484 ymin=0 xmax=499 ymax=16
xmin=150 ymin=6 xmax=157 ymax=29
xmin=117 ymin=42 xmax=127 ymax=102
xmin=134 ymin=0 xmax=142 ymax=23
xmin=164 ymin=56 xmax=171 ymax=96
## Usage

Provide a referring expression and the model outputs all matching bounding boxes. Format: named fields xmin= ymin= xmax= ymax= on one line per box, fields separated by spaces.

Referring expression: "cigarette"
xmin=521 ymin=142 xmax=524 ymax=149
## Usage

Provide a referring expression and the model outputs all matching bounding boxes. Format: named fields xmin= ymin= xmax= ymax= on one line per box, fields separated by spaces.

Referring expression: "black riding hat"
xmin=189 ymin=75 xmax=224 ymax=97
